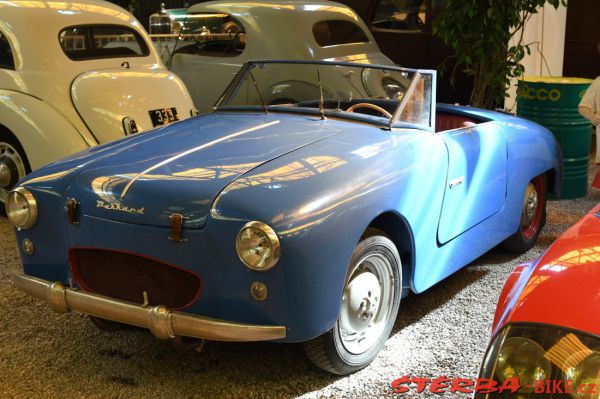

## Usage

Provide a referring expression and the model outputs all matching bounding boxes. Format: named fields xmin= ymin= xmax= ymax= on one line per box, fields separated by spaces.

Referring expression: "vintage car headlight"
xmin=6 ymin=187 xmax=38 ymax=229
xmin=236 ymin=221 xmax=280 ymax=271
xmin=564 ymin=352 xmax=600 ymax=399
xmin=382 ymin=77 xmax=404 ymax=100
xmin=476 ymin=325 xmax=600 ymax=399
xmin=495 ymin=337 xmax=551 ymax=391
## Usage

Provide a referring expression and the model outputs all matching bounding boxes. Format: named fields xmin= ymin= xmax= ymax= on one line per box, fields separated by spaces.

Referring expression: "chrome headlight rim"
xmin=236 ymin=221 xmax=280 ymax=272
xmin=6 ymin=186 xmax=38 ymax=230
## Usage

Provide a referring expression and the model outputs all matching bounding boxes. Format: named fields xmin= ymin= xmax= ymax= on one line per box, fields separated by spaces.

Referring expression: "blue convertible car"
xmin=7 ymin=60 xmax=561 ymax=374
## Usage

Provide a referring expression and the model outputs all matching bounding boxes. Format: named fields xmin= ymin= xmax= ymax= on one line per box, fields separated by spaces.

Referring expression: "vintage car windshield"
xmin=216 ymin=61 xmax=433 ymax=128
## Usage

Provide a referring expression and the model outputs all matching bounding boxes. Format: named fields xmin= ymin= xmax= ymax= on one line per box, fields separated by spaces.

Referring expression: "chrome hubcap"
xmin=521 ymin=183 xmax=538 ymax=226
xmin=342 ymin=272 xmax=381 ymax=329
xmin=0 ymin=162 xmax=10 ymax=188
xmin=339 ymin=252 xmax=394 ymax=355
xmin=0 ymin=142 xmax=26 ymax=203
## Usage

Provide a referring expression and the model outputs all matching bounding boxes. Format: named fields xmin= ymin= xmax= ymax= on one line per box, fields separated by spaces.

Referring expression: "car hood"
xmin=67 ymin=113 xmax=342 ymax=228
xmin=71 ymin=67 xmax=195 ymax=143
xmin=506 ymin=203 xmax=600 ymax=335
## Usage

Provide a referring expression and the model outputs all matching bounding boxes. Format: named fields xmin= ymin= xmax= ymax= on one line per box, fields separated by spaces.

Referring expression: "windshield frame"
xmin=214 ymin=59 xmax=436 ymax=131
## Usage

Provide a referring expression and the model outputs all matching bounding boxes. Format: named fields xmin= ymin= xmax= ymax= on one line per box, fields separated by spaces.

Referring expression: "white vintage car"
xmin=0 ymin=0 xmax=196 ymax=209
xmin=153 ymin=0 xmax=395 ymax=112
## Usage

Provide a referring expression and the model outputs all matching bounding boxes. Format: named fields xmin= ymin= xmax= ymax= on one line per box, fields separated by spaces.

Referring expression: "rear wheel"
xmin=304 ymin=231 xmax=401 ymax=375
xmin=502 ymin=175 xmax=546 ymax=253
xmin=0 ymin=132 xmax=29 ymax=216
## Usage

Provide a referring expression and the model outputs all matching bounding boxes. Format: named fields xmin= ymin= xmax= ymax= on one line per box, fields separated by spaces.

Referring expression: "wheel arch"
xmin=544 ymin=166 xmax=561 ymax=198
xmin=0 ymin=90 xmax=91 ymax=170
xmin=0 ymin=123 xmax=31 ymax=172
xmin=365 ymin=211 xmax=415 ymax=295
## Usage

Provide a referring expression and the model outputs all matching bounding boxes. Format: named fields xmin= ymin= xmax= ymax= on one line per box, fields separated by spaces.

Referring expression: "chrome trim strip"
xmin=8 ymin=187 xmax=38 ymax=229
xmin=120 ymin=120 xmax=280 ymax=199
xmin=12 ymin=274 xmax=286 ymax=342
xmin=390 ymin=72 xmax=421 ymax=125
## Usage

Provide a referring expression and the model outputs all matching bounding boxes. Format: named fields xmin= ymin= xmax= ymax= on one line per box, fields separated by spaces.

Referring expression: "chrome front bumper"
xmin=12 ymin=274 xmax=286 ymax=342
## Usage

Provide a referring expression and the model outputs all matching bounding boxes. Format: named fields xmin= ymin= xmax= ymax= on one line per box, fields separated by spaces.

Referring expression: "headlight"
xmin=236 ymin=221 xmax=280 ymax=271
xmin=477 ymin=325 xmax=600 ymax=399
xmin=565 ymin=351 xmax=600 ymax=399
xmin=6 ymin=187 xmax=37 ymax=229
xmin=495 ymin=337 xmax=551 ymax=392
xmin=382 ymin=77 xmax=404 ymax=100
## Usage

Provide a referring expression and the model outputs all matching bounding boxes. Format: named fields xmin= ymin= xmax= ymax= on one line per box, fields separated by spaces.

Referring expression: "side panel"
xmin=437 ymin=122 xmax=508 ymax=243
xmin=0 ymin=90 xmax=90 ymax=170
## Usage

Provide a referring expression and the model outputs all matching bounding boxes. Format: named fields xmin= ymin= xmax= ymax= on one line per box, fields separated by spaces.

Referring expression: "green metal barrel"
xmin=517 ymin=77 xmax=593 ymax=199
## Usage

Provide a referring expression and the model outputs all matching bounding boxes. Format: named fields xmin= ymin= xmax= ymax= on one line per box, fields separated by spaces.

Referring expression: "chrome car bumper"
xmin=12 ymin=274 xmax=286 ymax=342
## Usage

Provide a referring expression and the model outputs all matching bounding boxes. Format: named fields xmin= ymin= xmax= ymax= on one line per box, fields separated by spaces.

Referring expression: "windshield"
xmin=216 ymin=61 xmax=434 ymax=128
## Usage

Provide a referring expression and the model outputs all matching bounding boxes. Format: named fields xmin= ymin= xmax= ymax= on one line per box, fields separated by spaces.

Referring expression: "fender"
xmin=210 ymin=123 xmax=449 ymax=341
xmin=491 ymin=260 xmax=537 ymax=334
xmin=0 ymin=90 xmax=92 ymax=170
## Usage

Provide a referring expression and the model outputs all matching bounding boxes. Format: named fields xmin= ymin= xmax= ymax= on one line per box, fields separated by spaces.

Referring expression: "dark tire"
xmin=502 ymin=174 xmax=547 ymax=253
xmin=304 ymin=230 xmax=402 ymax=375
xmin=89 ymin=316 xmax=125 ymax=332
xmin=0 ymin=130 xmax=30 ymax=216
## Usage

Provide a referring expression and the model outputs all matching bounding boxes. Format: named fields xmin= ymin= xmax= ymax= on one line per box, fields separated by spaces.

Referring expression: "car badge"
xmin=122 ymin=117 xmax=139 ymax=135
xmin=96 ymin=200 xmax=145 ymax=215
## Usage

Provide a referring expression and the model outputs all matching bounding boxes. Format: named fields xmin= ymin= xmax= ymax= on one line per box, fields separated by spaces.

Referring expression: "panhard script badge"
xmin=96 ymin=200 xmax=145 ymax=215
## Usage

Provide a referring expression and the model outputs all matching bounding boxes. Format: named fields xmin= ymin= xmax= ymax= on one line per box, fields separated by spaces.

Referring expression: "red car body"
xmin=492 ymin=203 xmax=600 ymax=336
xmin=475 ymin=203 xmax=600 ymax=399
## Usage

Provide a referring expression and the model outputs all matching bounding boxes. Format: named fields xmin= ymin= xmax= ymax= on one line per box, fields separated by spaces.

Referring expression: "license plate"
xmin=149 ymin=107 xmax=179 ymax=127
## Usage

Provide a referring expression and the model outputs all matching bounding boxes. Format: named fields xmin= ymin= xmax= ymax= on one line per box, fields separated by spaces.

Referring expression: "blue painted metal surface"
xmin=13 ymin=90 xmax=562 ymax=344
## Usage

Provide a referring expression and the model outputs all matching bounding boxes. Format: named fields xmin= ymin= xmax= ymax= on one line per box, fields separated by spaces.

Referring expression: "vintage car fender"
xmin=494 ymin=109 xmax=563 ymax=224
xmin=0 ymin=90 xmax=92 ymax=170
xmin=70 ymin=68 xmax=196 ymax=143
xmin=208 ymin=123 xmax=448 ymax=341
xmin=475 ymin=204 xmax=600 ymax=391
xmin=491 ymin=259 xmax=537 ymax=334
xmin=490 ymin=203 xmax=600 ymax=339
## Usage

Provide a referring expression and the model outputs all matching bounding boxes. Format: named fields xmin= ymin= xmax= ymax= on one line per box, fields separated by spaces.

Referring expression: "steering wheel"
xmin=345 ymin=103 xmax=392 ymax=118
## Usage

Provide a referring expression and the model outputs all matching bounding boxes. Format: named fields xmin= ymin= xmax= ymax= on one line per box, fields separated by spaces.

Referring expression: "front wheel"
xmin=502 ymin=174 xmax=547 ymax=253
xmin=304 ymin=231 xmax=401 ymax=375
xmin=0 ymin=133 xmax=29 ymax=216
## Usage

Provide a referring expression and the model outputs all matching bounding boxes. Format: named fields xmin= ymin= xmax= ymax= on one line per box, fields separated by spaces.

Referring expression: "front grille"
xmin=69 ymin=248 xmax=202 ymax=309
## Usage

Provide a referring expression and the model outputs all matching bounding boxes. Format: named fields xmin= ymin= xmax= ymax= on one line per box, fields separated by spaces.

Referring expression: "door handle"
xmin=449 ymin=176 xmax=465 ymax=189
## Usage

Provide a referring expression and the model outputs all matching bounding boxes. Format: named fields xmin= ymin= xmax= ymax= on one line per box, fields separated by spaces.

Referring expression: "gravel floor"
xmin=0 ymin=166 xmax=598 ymax=399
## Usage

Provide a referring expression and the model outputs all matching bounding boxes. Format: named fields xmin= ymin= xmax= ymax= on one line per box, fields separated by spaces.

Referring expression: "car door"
xmin=437 ymin=121 xmax=508 ymax=244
